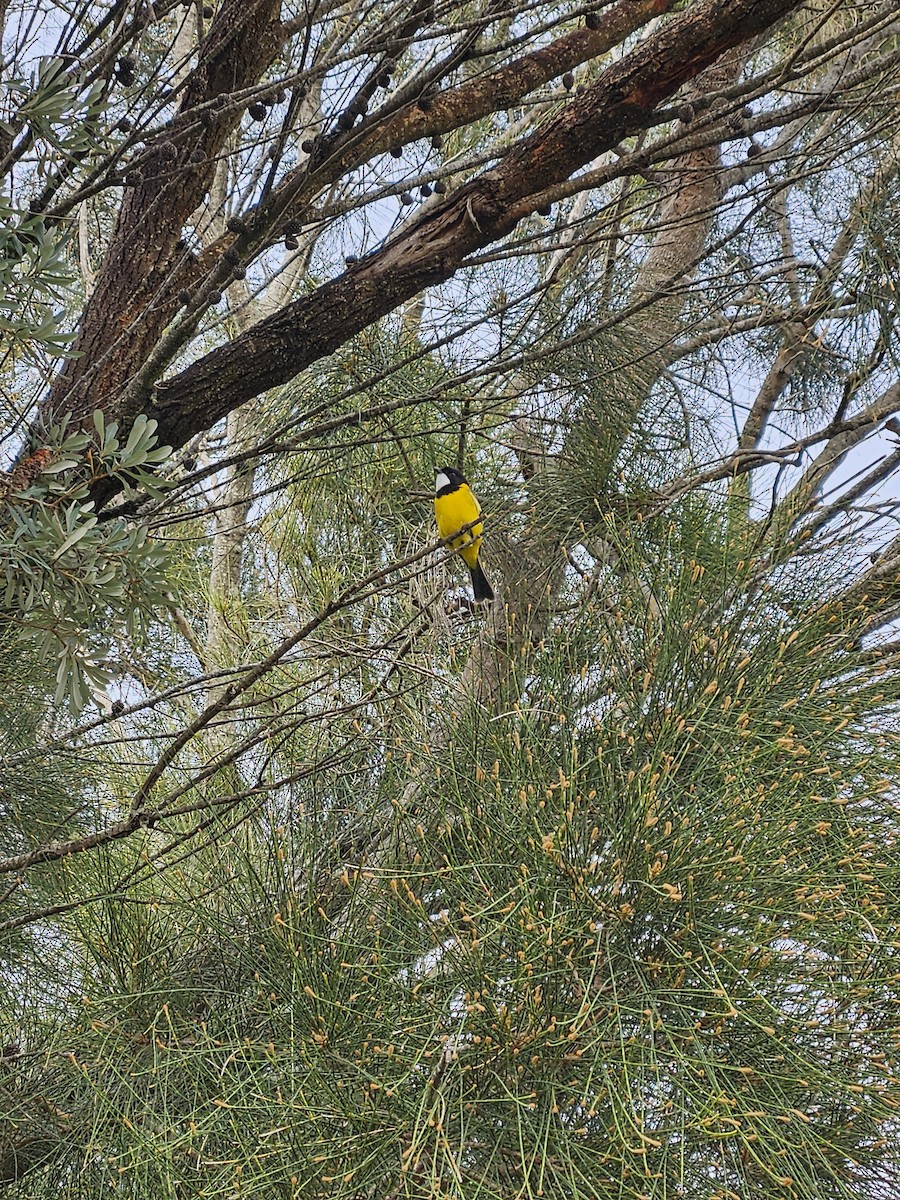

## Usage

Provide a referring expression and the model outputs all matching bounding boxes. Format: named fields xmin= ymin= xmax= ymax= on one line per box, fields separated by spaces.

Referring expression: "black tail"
xmin=469 ymin=561 xmax=494 ymax=603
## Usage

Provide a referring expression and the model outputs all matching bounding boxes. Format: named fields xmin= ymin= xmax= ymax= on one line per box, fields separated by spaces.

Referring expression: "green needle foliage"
xmin=3 ymin=3 xmax=900 ymax=1197
xmin=5 ymin=501 xmax=898 ymax=1199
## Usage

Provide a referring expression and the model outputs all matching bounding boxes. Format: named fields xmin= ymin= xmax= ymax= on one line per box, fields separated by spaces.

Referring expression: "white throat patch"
xmin=435 ymin=471 xmax=451 ymax=494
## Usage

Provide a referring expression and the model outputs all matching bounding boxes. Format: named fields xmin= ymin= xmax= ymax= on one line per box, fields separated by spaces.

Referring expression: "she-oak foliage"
xmin=1 ymin=0 xmax=900 ymax=1196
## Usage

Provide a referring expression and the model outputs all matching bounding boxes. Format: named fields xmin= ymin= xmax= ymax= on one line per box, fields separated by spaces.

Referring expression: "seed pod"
xmin=430 ymin=134 xmax=443 ymax=150
xmin=337 ymin=111 xmax=355 ymax=131
xmin=115 ymin=57 xmax=135 ymax=85
xmin=285 ymin=236 xmax=299 ymax=250
xmin=433 ymin=179 xmax=446 ymax=194
xmin=248 ymin=102 xmax=267 ymax=121
xmin=400 ymin=191 xmax=413 ymax=205
xmin=420 ymin=184 xmax=432 ymax=198
xmin=562 ymin=72 xmax=574 ymax=90
xmin=390 ymin=145 xmax=403 ymax=158
xmin=584 ymin=12 xmax=600 ymax=29
xmin=301 ymin=139 xmax=316 ymax=154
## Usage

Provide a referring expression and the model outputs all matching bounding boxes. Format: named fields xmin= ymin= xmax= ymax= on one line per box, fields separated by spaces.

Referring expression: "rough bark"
xmin=146 ymin=0 xmax=801 ymax=451
xmin=45 ymin=0 xmax=282 ymax=425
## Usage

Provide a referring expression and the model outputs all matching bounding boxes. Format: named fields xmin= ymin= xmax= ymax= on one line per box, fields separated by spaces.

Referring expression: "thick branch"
xmin=45 ymin=0 xmax=283 ymax=425
xmin=149 ymin=0 xmax=801 ymax=450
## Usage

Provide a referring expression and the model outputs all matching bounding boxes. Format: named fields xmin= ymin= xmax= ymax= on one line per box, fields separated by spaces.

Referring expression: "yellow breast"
xmin=435 ymin=483 xmax=483 ymax=569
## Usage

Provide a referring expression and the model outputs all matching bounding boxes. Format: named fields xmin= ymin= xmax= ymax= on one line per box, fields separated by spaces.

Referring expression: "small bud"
xmin=285 ymin=236 xmax=299 ymax=250
xmin=746 ymin=141 xmax=762 ymax=158
xmin=377 ymin=73 xmax=392 ymax=88
xmin=562 ymin=72 xmax=574 ymax=90
xmin=418 ymin=95 xmax=434 ymax=112
xmin=584 ymin=11 xmax=600 ymax=29
xmin=537 ymin=204 xmax=551 ymax=217
xmin=337 ymin=110 xmax=356 ymax=130
xmin=248 ymin=102 xmax=267 ymax=121
xmin=678 ymin=103 xmax=695 ymax=124
xmin=433 ymin=179 xmax=447 ymax=194
xmin=400 ymin=191 xmax=413 ymax=205
xmin=390 ymin=145 xmax=403 ymax=158
xmin=420 ymin=184 xmax=432 ymax=198
xmin=202 ymin=4 xmax=214 ymax=15
xmin=430 ymin=134 xmax=443 ymax=150
xmin=110 ymin=700 xmax=125 ymax=717
xmin=274 ymin=90 xmax=286 ymax=104
xmin=227 ymin=216 xmax=248 ymax=234
xmin=178 ymin=290 xmax=191 ymax=306
xmin=283 ymin=219 xmax=301 ymax=236
xmin=301 ymin=139 xmax=316 ymax=154
xmin=207 ymin=290 xmax=222 ymax=304
xmin=345 ymin=254 xmax=359 ymax=265
xmin=116 ymin=117 xmax=132 ymax=133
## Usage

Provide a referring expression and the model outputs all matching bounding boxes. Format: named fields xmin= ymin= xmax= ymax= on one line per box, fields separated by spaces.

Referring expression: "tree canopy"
xmin=2 ymin=0 xmax=900 ymax=1196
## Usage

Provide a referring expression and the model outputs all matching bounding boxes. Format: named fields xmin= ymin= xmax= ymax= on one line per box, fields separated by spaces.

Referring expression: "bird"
xmin=434 ymin=465 xmax=494 ymax=603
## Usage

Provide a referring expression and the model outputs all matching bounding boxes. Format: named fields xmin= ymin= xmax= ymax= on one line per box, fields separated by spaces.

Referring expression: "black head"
xmin=435 ymin=465 xmax=467 ymax=494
